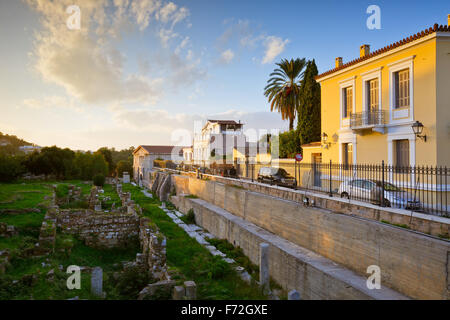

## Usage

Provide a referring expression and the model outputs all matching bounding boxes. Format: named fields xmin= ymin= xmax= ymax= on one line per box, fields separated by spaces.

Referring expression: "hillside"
xmin=0 ymin=131 xmax=35 ymax=156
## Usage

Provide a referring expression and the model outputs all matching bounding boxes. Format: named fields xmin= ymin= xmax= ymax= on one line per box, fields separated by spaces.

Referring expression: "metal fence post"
xmin=329 ymin=160 xmax=333 ymax=197
xmin=381 ymin=160 xmax=385 ymax=207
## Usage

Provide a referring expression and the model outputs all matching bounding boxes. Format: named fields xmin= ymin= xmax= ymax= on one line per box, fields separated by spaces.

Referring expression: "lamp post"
xmin=411 ymin=121 xmax=427 ymax=142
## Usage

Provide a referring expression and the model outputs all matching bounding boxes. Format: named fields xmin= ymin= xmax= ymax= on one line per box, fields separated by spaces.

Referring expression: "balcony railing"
xmin=350 ymin=110 xmax=386 ymax=129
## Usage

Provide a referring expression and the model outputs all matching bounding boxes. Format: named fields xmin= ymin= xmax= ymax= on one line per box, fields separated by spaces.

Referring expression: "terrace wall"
xmin=171 ymin=174 xmax=450 ymax=300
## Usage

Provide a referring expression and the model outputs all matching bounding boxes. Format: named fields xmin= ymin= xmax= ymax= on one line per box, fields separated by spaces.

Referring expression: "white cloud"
xmin=157 ymin=2 xmax=177 ymax=23
xmin=26 ymin=0 xmax=195 ymax=106
xmin=131 ymin=0 xmax=162 ymax=31
xmin=23 ymin=96 xmax=84 ymax=113
xmin=158 ymin=28 xmax=178 ymax=47
xmin=111 ymin=106 xmax=288 ymax=140
xmin=218 ymin=19 xmax=289 ymax=65
xmin=175 ymin=36 xmax=190 ymax=54
xmin=220 ymin=49 xmax=234 ymax=64
xmin=262 ymin=36 xmax=289 ymax=64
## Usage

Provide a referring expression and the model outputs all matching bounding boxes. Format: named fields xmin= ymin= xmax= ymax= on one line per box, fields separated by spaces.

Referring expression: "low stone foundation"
xmin=56 ymin=209 xmax=140 ymax=248
xmin=0 ymin=222 xmax=18 ymax=238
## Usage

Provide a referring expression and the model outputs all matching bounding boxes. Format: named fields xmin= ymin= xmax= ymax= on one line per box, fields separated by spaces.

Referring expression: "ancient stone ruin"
xmin=150 ymin=171 xmax=175 ymax=202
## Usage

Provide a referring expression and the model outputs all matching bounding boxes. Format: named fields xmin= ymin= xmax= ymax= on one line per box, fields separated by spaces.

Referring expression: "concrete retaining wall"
xmin=171 ymin=174 xmax=450 ymax=300
xmin=174 ymin=196 xmax=408 ymax=300
xmin=171 ymin=170 xmax=450 ymax=238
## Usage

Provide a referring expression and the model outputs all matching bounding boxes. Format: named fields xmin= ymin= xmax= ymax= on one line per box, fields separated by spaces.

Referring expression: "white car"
xmin=338 ymin=179 xmax=421 ymax=210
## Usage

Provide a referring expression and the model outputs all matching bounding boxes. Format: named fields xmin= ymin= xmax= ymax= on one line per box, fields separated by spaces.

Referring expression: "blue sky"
xmin=0 ymin=0 xmax=448 ymax=150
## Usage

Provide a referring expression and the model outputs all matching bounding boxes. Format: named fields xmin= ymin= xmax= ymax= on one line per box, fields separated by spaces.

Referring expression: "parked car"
xmin=257 ymin=167 xmax=297 ymax=188
xmin=215 ymin=166 xmax=238 ymax=178
xmin=338 ymin=179 xmax=421 ymax=210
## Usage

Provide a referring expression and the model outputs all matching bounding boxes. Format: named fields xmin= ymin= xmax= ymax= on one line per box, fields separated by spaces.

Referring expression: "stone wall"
xmin=177 ymin=196 xmax=408 ymax=300
xmin=56 ymin=209 xmax=140 ymax=248
xmin=171 ymin=170 xmax=450 ymax=237
xmin=138 ymin=217 xmax=168 ymax=281
xmin=171 ymin=174 xmax=450 ymax=300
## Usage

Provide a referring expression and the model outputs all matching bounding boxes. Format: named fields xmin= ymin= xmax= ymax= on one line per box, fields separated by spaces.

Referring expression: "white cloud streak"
xmin=262 ymin=36 xmax=289 ymax=64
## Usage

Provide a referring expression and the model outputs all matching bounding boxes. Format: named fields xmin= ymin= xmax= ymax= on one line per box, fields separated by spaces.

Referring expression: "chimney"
xmin=360 ymin=44 xmax=370 ymax=58
xmin=335 ymin=57 xmax=343 ymax=68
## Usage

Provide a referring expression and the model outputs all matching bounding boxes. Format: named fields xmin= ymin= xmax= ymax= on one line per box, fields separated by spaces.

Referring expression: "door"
xmin=312 ymin=153 xmax=322 ymax=188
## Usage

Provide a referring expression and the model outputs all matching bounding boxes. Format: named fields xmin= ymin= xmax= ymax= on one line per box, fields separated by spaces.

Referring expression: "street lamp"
xmin=411 ymin=121 xmax=427 ymax=142
xmin=321 ymin=132 xmax=329 ymax=149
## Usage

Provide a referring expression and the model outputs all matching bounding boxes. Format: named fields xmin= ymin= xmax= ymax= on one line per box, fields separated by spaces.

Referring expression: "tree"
xmin=297 ymin=59 xmax=321 ymax=146
xmin=95 ymin=147 xmax=114 ymax=175
xmin=0 ymin=155 xmax=25 ymax=182
xmin=116 ymin=160 xmax=133 ymax=178
xmin=264 ymin=58 xmax=307 ymax=130
xmin=23 ymin=147 xmax=74 ymax=179
xmin=278 ymin=130 xmax=301 ymax=158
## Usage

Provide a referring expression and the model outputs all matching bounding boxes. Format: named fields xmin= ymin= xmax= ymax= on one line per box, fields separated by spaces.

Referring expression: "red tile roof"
xmin=316 ymin=24 xmax=450 ymax=80
xmin=134 ymin=145 xmax=184 ymax=155
xmin=207 ymin=120 xmax=242 ymax=125
xmin=301 ymin=141 xmax=321 ymax=148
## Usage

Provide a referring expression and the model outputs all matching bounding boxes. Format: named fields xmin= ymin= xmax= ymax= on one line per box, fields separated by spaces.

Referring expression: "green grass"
xmin=0 ymin=182 xmax=53 ymax=210
xmin=122 ymin=184 xmax=267 ymax=300
xmin=99 ymin=184 xmax=121 ymax=211
xmin=1 ymin=233 xmax=141 ymax=300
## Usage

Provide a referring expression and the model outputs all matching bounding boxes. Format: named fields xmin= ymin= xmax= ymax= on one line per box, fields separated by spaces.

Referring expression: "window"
xmin=395 ymin=140 xmax=409 ymax=167
xmin=343 ymin=87 xmax=352 ymax=118
xmin=343 ymin=143 xmax=353 ymax=167
xmin=368 ymin=79 xmax=379 ymax=112
xmin=395 ymin=69 xmax=410 ymax=108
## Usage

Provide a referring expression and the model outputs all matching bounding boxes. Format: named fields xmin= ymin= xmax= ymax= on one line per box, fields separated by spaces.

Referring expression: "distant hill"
xmin=0 ymin=132 xmax=35 ymax=156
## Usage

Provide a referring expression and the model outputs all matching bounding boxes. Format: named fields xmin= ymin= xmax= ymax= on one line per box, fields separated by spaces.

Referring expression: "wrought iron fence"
xmin=239 ymin=161 xmax=449 ymax=217
xmin=179 ymin=160 xmax=450 ymax=217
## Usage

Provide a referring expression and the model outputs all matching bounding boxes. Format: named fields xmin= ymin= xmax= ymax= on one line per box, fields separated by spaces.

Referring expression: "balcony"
xmin=350 ymin=110 xmax=387 ymax=133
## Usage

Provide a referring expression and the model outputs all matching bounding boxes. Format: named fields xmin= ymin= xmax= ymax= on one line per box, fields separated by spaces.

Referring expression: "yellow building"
xmin=302 ymin=19 xmax=450 ymax=168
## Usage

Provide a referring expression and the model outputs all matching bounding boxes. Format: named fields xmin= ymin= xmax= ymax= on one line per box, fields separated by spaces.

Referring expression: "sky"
xmin=0 ymin=0 xmax=448 ymax=151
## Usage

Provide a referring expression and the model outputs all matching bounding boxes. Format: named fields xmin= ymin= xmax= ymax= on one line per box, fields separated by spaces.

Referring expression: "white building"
xmin=19 ymin=145 xmax=42 ymax=154
xmin=133 ymin=145 xmax=184 ymax=183
xmin=193 ymin=120 xmax=246 ymax=166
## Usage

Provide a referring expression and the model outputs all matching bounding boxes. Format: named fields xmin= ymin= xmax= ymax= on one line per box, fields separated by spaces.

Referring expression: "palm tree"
xmin=264 ymin=58 xmax=306 ymax=130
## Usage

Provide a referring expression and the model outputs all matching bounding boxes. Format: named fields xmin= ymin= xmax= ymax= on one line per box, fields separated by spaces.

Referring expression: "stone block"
xmin=91 ymin=267 xmax=103 ymax=298
xmin=184 ymin=281 xmax=197 ymax=300
xmin=172 ymin=285 xmax=185 ymax=300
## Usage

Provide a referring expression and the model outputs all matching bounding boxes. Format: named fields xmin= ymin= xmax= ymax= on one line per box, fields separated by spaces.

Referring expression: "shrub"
xmin=182 ymin=209 xmax=196 ymax=224
xmin=115 ymin=265 xmax=152 ymax=298
xmin=153 ymin=159 xmax=177 ymax=169
xmin=93 ymin=174 xmax=105 ymax=187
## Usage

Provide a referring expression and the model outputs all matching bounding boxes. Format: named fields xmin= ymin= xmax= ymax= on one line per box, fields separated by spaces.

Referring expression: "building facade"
xmin=133 ymin=145 xmax=183 ymax=183
xmin=193 ymin=120 xmax=246 ymax=166
xmin=302 ymin=20 xmax=450 ymax=168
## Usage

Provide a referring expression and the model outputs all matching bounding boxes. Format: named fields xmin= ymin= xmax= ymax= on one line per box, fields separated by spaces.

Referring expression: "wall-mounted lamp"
xmin=321 ymin=132 xmax=330 ymax=149
xmin=411 ymin=121 xmax=427 ymax=142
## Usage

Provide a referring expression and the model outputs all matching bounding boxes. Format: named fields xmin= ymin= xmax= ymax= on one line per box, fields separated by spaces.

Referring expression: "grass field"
xmin=0 ymin=180 xmax=142 ymax=300
xmin=1 ymin=180 xmax=270 ymax=300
